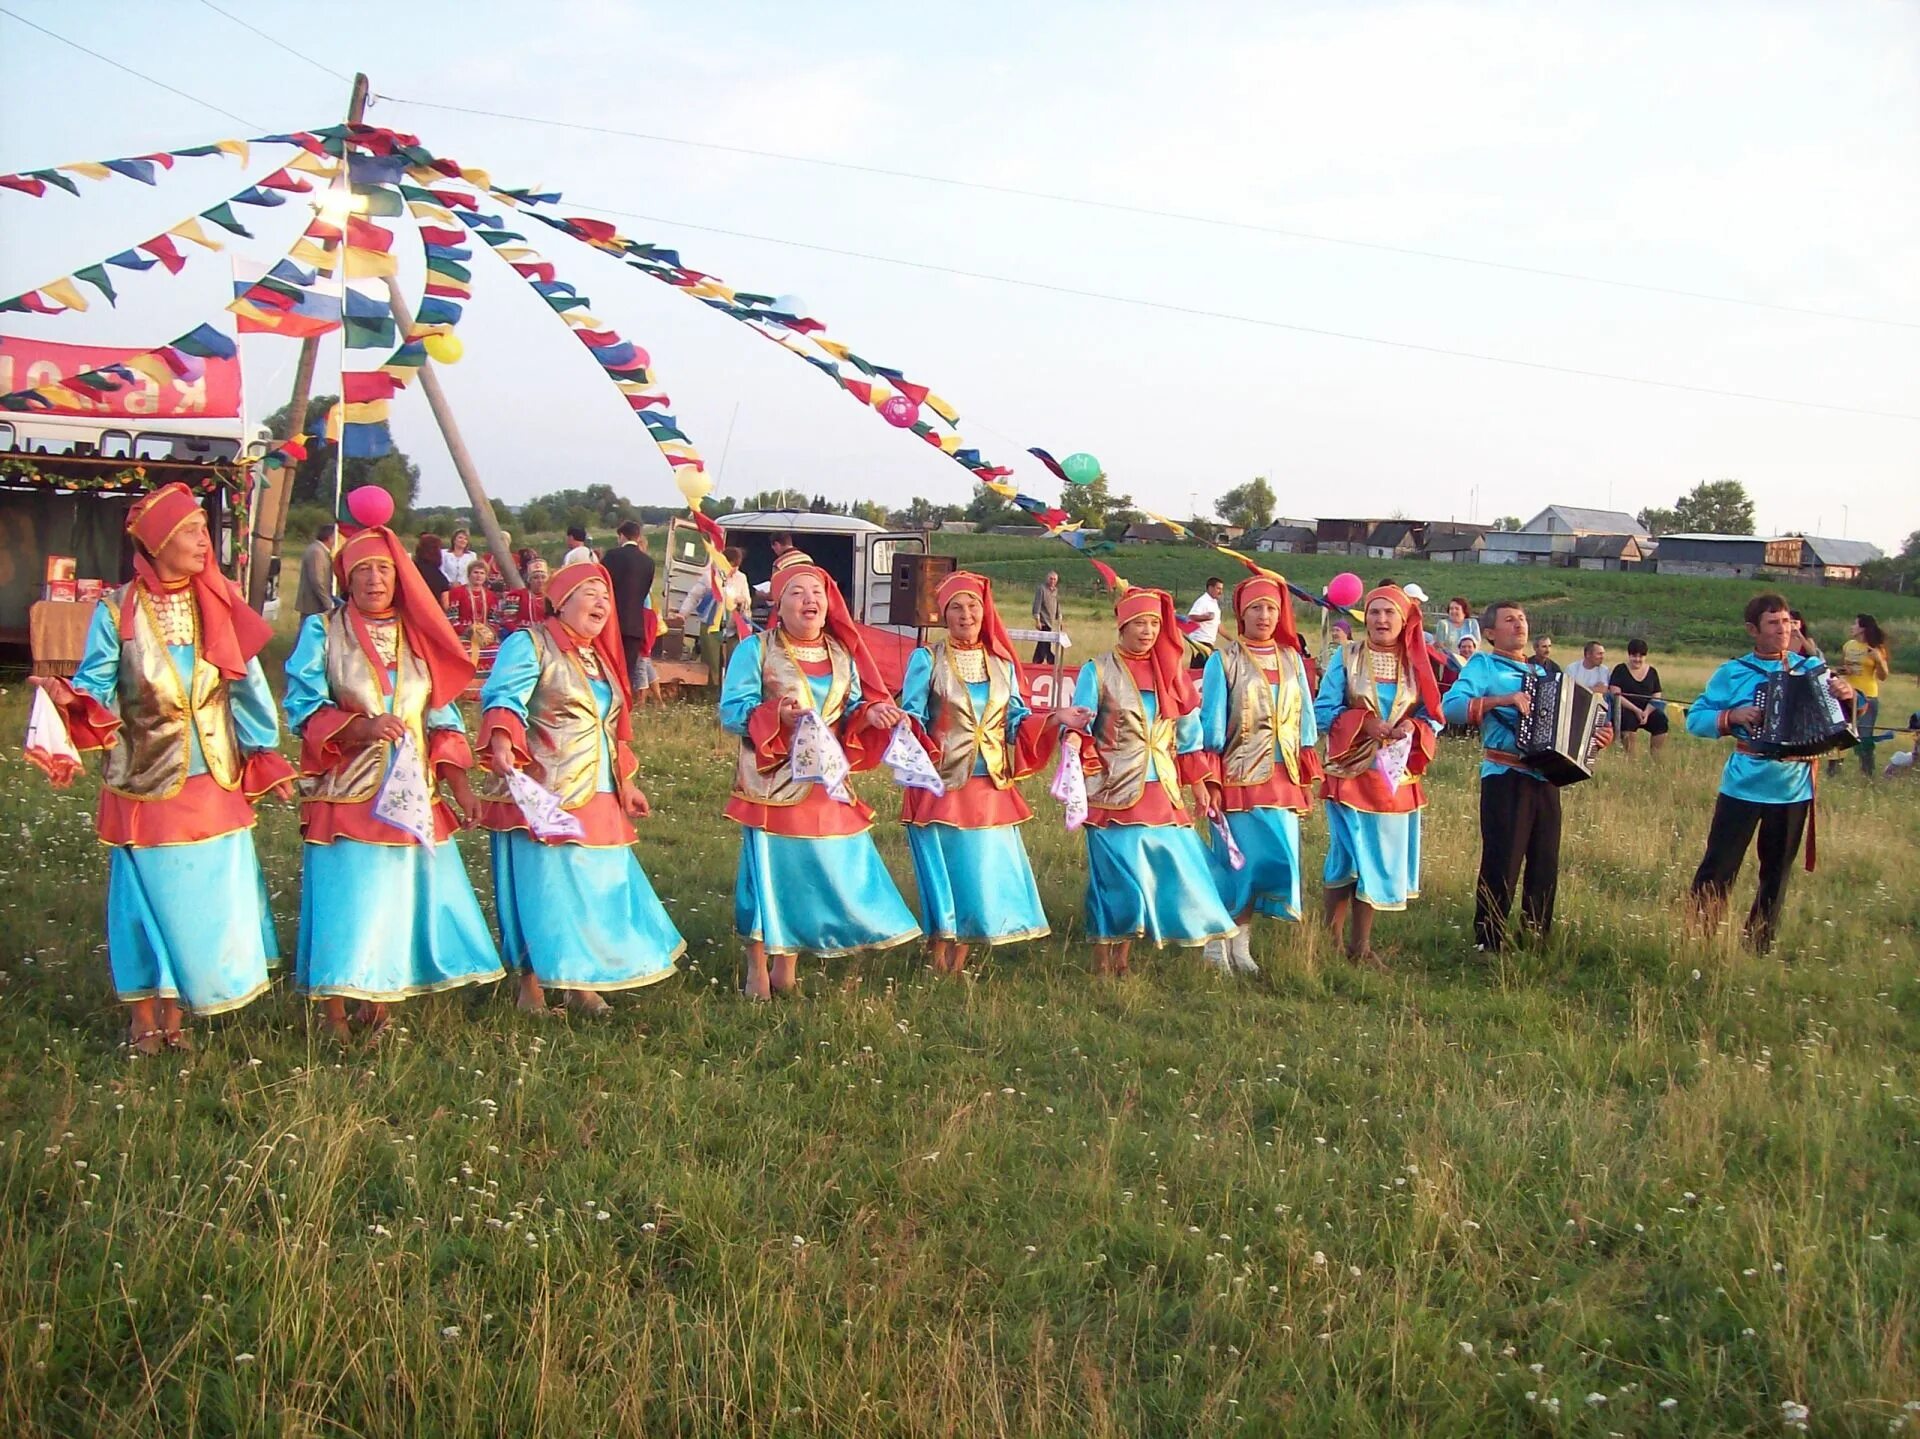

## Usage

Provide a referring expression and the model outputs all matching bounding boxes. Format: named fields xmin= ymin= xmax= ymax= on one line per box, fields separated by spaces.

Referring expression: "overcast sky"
xmin=2 ymin=1 xmax=1915 ymax=546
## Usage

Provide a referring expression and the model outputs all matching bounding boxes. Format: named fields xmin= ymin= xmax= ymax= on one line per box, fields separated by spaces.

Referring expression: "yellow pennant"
xmin=123 ymin=353 xmax=177 ymax=387
xmin=169 ymin=217 xmax=223 ymax=251
xmin=40 ymin=277 xmax=89 ymax=312
xmin=289 ymin=239 xmax=340 ymax=272
xmin=457 ymin=167 xmax=491 ymax=190
xmin=406 ymin=202 xmax=457 ymax=225
xmin=286 ymin=150 xmax=336 ymax=176
xmin=62 ymin=161 xmax=111 ymax=181
xmin=342 ymin=399 xmax=390 ymax=424
xmin=924 ymin=393 xmax=959 ymax=424
xmin=213 ymin=139 xmax=250 ymax=164
xmin=344 ymin=248 xmax=397 ymax=278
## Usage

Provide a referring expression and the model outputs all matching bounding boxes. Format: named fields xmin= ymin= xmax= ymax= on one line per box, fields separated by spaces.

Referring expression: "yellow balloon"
xmin=423 ymin=332 xmax=464 ymax=364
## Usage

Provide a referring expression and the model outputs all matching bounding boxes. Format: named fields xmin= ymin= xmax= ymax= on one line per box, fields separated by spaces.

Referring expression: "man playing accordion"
xmin=1686 ymin=592 xmax=1854 ymax=953
xmin=1443 ymin=601 xmax=1612 ymax=953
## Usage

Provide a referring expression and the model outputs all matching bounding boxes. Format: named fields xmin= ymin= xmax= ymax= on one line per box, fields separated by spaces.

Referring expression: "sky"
xmin=2 ymin=0 xmax=1916 ymax=548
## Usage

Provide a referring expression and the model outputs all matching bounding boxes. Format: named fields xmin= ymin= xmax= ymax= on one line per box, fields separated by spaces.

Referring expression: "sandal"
xmin=126 ymin=1027 xmax=166 ymax=1058
xmin=163 ymin=1029 xmax=195 ymax=1052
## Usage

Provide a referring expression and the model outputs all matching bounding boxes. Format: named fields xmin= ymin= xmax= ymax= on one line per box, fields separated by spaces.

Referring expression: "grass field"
xmin=2 ymin=600 xmax=1918 ymax=1436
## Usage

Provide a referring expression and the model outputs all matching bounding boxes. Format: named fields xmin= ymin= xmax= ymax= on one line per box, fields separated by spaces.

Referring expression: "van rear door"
xmin=662 ymin=516 xmax=707 ymax=627
xmin=859 ymin=531 xmax=926 ymax=630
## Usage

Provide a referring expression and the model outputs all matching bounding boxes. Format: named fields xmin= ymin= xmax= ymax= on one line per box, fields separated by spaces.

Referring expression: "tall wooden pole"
xmin=247 ymin=72 xmax=369 ymax=610
xmin=383 ymin=285 xmax=522 ymax=589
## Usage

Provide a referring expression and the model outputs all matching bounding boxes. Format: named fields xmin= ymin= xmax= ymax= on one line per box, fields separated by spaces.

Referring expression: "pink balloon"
xmin=1326 ymin=571 xmax=1364 ymax=609
xmin=347 ymin=485 xmax=395 ymax=529
xmin=880 ymin=394 xmax=920 ymax=428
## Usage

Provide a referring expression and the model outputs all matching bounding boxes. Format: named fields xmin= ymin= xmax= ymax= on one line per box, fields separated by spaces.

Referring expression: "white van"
xmin=662 ymin=510 xmax=927 ymax=643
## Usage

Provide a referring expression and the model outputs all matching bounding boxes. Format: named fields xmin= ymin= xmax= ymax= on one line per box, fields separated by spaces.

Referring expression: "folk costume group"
xmin=30 ymin=485 xmax=1860 ymax=1050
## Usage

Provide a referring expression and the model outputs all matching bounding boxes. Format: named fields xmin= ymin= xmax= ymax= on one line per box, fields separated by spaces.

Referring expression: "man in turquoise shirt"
xmin=1686 ymin=592 xmax=1854 ymax=953
xmin=1443 ymin=600 xmax=1611 ymax=953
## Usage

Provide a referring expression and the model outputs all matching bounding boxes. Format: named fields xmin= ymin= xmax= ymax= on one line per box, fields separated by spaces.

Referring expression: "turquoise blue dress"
xmin=720 ymin=635 xmax=921 ymax=957
xmin=480 ymin=629 xmax=684 ymax=991
xmin=1312 ymin=647 xmax=1441 ymax=910
xmin=896 ymin=647 xmax=1050 ymax=946
xmin=1072 ymin=661 xmax=1237 ymax=948
xmin=284 ymin=614 xmax=504 ymax=1002
xmin=1198 ymin=649 xmax=1320 ymax=921
xmin=73 ymin=603 xmax=280 ymax=1015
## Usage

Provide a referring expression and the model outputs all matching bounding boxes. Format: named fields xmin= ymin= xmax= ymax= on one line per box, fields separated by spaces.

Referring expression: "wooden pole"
xmin=247 ymin=72 xmax=368 ymax=610
xmin=383 ymin=284 xmax=522 ymax=591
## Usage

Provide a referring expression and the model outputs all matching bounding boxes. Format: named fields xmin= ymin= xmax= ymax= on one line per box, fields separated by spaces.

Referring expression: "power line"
xmin=0 ymin=6 xmax=260 ymax=128
xmin=557 ymin=199 xmax=1920 ymax=424
xmin=379 ymin=93 xmax=1919 ymax=333
xmin=192 ymin=0 xmax=349 ymax=81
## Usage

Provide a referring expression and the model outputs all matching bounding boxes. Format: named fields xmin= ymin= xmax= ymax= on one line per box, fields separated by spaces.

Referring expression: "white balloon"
xmin=771 ymin=293 xmax=809 ymax=319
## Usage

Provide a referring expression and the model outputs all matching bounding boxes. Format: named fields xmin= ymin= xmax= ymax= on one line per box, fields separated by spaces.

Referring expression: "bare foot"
xmin=566 ymin=989 xmax=612 ymax=1017
xmin=770 ymin=953 xmax=798 ymax=995
xmin=1348 ymin=949 xmax=1389 ymax=975
xmin=163 ymin=1028 xmax=195 ymax=1052
xmin=516 ymin=975 xmax=554 ymax=1016
xmin=741 ymin=971 xmax=772 ymax=1002
xmin=318 ymin=1015 xmax=353 ymax=1045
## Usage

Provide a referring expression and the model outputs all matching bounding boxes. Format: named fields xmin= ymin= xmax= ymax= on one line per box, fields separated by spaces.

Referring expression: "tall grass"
xmin=1 ymin=640 xmax=1916 ymax=1436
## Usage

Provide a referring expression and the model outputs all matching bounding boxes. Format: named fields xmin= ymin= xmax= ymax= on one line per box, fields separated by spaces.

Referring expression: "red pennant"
xmin=842 ymin=378 xmax=873 ymax=405
xmin=692 ymin=510 xmax=726 ymax=547
xmin=510 ymin=261 xmax=555 ymax=284
xmin=140 ymin=234 xmax=187 ymax=274
xmin=305 ymin=218 xmax=344 ymax=243
xmin=417 ymin=225 xmax=466 ymax=247
xmin=138 ymin=152 xmax=177 ymax=170
xmin=258 ymin=167 xmax=314 ymax=193
xmin=624 ymin=393 xmax=670 ymax=411
xmin=242 ymin=285 xmax=298 ymax=312
xmin=563 ymin=216 xmax=617 ymax=242
xmin=894 ymin=381 xmax=930 ymax=406
xmin=346 ymin=216 xmax=394 ymax=251
xmin=427 ymin=188 xmax=477 ymax=211
xmin=15 ymin=291 xmax=64 ymax=314
xmin=158 ymin=347 xmax=193 ymax=379
xmin=343 ymin=372 xmax=398 ymax=403
xmin=0 ymin=174 xmax=47 ymax=197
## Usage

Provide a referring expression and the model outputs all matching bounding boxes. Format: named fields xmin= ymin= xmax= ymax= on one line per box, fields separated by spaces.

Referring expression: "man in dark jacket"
xmin=602 ymin=520 xmax=657 ymax=694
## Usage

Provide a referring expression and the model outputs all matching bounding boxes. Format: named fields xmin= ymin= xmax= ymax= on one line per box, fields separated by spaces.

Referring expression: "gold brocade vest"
xmin=298 ymin=610 xmax=436 ymax=804
xmin=99 ymin=584 xmax=242 ymax=799
xmin=517 ymin=625 xmax=621 ymax=809
xmin=1085 ymin=651 xmax=1181 ymax=811
xmin=733 ymin=633 xmax=853 ymax=807
xmin=925 ymin=641 xmax=1014 ymax=792
xmin=1321 ymin=640 xmax=1420 ymax=779
xmin=1217 ymin=641 xmax=1305 ymax=787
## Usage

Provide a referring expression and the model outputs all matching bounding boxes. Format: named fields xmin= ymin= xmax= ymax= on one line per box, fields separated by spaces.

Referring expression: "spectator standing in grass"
xmin=1531 ymin=634 xmax=1560 ymax=675
xmin=1031 ymin=570 xmax=1063 ymax=663
xmin=1433 ymin=596 xmax=1480 ymax=653
xmin=1836 ymin=614 xmax=1891 ymax=778
xmin=296 ymin=523 xmax=336 ymax=619
xmin=561 ymin=526 xmax=594 ymax=567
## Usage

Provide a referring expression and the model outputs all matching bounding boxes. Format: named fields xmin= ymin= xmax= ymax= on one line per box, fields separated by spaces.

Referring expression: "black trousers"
xmin=1475 ymin=770 xmax=1562 ymax=951
xmin=1690 ymin=794 xmax=1808 ymax=953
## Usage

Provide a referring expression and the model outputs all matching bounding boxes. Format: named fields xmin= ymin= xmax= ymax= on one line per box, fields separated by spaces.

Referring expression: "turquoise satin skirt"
xmin=296 ymin=839 xmax=505 ymax=1001
xmin=1206 ymin=806 xmax=1305 ymax=921
xmin=905 ymin=822 xmax=1050 ymax=946
xmin=106 ymin=832 xmax=278 ymax=1015
xmin=733 ymin=827 xmax=921 ymax=957
xmin=491 ymin=832 xmax=684 ymax=991
xmin=1322 ymin=802 xmax=1422 ymax=911
xmin=1083 ymin=823 xmax=1237 ymax=948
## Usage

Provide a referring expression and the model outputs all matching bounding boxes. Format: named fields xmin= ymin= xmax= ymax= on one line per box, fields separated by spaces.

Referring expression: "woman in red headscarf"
xmin=478 ymin=561 xmax=684 ymax=1013
xmin=29 ymin=483 xmax=293 ymax=1052
xmin=719 ymin=561 xmax=922 ymax=999
xmin=1312 ymin=583 xmax=1445 ymax=967
xmin=283 ymin=501 xmax=503 ymax=1043
xmin=896 ymin=571 xmax=1092 ymax=974
xmin=1071 ymin=585 xmax=1238 ymax=976
xmin=1195 ymin=573 xmax=1322 ymax=974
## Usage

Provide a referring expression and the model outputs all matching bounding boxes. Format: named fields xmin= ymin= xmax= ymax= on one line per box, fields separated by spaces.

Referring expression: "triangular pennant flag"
xmin=28 ymin=168 xmax=80 ymax=195
xmin=40 ymin=277 xmax=89 ymax=312
xmin=0 ymin=174 xmax=46 ymax=198
xmin=73 ymin=265 xmax=116 ymax=305
xmin=199 ymin=202 xmax=253 ymax=237
xmin=344 ymin=249 xmax=398 ymax=279
xmin=258 ymin=167 xmax=314 ymax=193
xmin=287 ymin=150 xmax=336 ymax=176
xmin=62 ymin=161 xmax=111 ymax=182
xmin=231 ymin=186 xmax=287 ymax=208
xmin=139 ymin=235 xmax=187 ymax=274
xmin=103 ymin=158 xmax=159 ymax=185
xmin=172 ymin=323 xmax=237 ymax=359
xmin=168 ymin=217 xmax=223 ymax=251
xmin=104 ymin=249 xmax=157 ymax=272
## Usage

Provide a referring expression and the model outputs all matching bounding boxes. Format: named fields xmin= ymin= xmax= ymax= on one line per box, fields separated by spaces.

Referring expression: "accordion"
xmin=1745 ymin=664 xmax=1855 ymax=758
xmin=1514 ymin=671 xmax=1605 ymax=786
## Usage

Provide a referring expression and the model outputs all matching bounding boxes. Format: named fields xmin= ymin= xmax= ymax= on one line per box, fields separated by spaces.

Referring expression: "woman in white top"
xmin=440 ymin=528 xmax=477 ymax=586
xmin=1432 ymin=596 xmax=1481 ymax=654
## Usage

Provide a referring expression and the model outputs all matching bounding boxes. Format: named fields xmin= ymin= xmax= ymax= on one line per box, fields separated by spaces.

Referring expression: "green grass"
xmin=2 ymin=626 xmax=1917 ymax=1437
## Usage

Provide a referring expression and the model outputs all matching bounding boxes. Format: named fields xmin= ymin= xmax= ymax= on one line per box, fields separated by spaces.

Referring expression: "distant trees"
xmin=1215 ymin=477 xmax=1276 ymax=532
xmin=1492 ymin=515 xmax=1523 ymax=532
xmin=1637 ymin=479 xmax=1755 ymax=536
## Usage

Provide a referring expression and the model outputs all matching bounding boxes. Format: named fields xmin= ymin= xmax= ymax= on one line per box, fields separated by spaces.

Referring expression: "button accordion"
xmin=1743 ymin=662 xmax=1856 ymax=758
xmin=1514 ymin=670 xmax=1605 ymax=786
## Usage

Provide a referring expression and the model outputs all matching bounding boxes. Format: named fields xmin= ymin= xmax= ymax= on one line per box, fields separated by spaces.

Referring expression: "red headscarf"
xmin=1231 ymin=574 xmax=1301 ymax=652
xmin=1361 ymin=583 xmax=1443 ymax=717
xmin=122 ymin=482 xmax=271 ymax=679
xmin=1114 ymin=586 xmax=1200 ymax=717
xmin=335 ymin=526 xmax=474 ymax=708
xmin=768 ymin=562 xmax=893 ymax=703
xmin=935 ymin=570 xmax=1017 ymax=665
xmin=543 ymin=561 xmax=633 ymax=742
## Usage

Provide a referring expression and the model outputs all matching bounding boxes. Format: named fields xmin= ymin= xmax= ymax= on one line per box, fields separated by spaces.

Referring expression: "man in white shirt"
xmin=1566 ymin=641 xmax=1614 ymax=724
xmin=1185 ymin=576 xmax=1225 ymax=665
xmin=561 ymin=525 xmax=594 ymax=568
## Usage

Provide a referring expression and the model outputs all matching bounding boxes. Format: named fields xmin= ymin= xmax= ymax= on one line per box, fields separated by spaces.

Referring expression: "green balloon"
xmin=1062 ymin=451 xmax=1102 ymax=485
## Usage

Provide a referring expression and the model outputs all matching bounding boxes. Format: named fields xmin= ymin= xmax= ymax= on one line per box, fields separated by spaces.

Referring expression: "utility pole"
xmin=247 ymin=71 xmax=368 ymax=610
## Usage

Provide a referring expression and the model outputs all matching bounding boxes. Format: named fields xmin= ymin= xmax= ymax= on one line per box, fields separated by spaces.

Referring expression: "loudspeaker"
xmin=889 ymin=552 xmax=957 ymax=626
